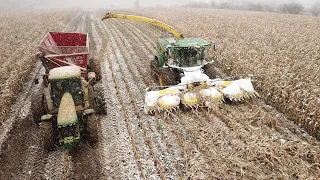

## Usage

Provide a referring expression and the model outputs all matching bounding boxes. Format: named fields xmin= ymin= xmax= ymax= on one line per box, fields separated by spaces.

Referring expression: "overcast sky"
xmin=0 ymin=0 xmax=318 ymax=10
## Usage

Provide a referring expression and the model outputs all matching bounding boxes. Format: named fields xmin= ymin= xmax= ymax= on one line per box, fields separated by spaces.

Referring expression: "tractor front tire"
xmin=86 ymin=114 xmax=99 ymax=143
xmin=40 ymin=121 xmax=54 ymax=151
xmin=203 ymin=63 xmax=217 ymax=79
xmin=158 ymin=68 xmax=178 ymax=86
xmin=94 ymin=84 xmax=106 ymax=115
xmin=150 ymin=58 xmax=159 ymax=82
xmin=89 ymin=57 xmax=102 ymax=82
xmin=31 ymin=91 xmax=43 ymax=124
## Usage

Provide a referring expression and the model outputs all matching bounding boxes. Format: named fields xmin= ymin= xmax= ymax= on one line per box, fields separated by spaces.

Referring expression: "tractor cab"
xmin=48 ymin=66 xmax=84 ymax=108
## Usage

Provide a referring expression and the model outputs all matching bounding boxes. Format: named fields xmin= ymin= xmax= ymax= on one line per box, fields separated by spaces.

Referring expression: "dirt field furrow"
xmin=103 ymin=19 xmax=161 ymax=179
xmin=93 ymin=15 xmax=141 ymax=179
xmin=44 ymin=149 xmax=71 ymax=179
xmin=114 ymin=20 xmax=156 ymax=55
xmin=107 ymin=20 xmax=184 ymax=179
xmin=107 ymin=22 xmax=168 ymax=180
xmin=110 ymin=20 xmax=157 ymax=85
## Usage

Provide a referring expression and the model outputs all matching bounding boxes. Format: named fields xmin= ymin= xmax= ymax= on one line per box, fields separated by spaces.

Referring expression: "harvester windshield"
xmin=169 ymin=47 xmax=205 ymax=67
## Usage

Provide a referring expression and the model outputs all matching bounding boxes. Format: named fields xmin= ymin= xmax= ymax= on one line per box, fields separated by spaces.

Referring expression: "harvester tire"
xmin=31 ymin=91 xmax=44 ymax=124
xmin=158 ymin=68 xmax=178 ymax=86
xmin=89 ymin=57 xmax=102 ymax=82
xmin=86 ymin=114 xmax=99 ymax=143
xmin=203 ymin=63 xmax=217 ymax=79
xmin=93 ymin=83 xmax=106 ymax=115
xmin=40 ymin=121 xmax=54 ymax=151
xmin=150 ymin=58 xmax=159 ymax=82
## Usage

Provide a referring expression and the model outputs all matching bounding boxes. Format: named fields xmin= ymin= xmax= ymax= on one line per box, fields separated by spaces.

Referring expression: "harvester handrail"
xmin=102 ymin=12 xmax=184 ymax=39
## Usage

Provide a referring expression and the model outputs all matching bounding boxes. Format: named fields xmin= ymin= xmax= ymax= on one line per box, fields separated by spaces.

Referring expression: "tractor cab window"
xmin=173 ymin=47 xmax=205 ymax=67
xmin=51 ymin=78 xmax=83 ymax=107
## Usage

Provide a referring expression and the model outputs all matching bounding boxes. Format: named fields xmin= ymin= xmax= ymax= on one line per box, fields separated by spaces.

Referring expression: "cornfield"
xmin=0 ymin=10 xmax=75 ymax=123
xmin=126 ymin=8 xmax=320 ymax=139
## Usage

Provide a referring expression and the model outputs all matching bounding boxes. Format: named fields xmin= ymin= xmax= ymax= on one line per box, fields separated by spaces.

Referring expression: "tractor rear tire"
xmin=86 ymin=114 xmax=99 ymax=143
xmin=150 ymin=58 xmax=159 ymax=82
xmin=89 ymin=57 xmax=101 ymax=82
xmin=203 ymin=63 xmax=217 ymax=79
xmin=31 ymin=91 xmax=43 ymax=124
xmin=94 ymin=84 xmax=106 ymax=115
xmin=40 ymin=121 xmax=54 ymax=151
xmin=158 ymin=68 xmax=178 ymax=86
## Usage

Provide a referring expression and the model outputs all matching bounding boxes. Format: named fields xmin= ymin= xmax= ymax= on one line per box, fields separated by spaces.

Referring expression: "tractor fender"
xmin=57 ymin=93 xmax=78 ymax=126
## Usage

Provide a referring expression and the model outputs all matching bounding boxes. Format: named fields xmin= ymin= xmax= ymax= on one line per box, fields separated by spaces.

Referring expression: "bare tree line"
xmin=179 ymin=1 xmax=320 ymax=16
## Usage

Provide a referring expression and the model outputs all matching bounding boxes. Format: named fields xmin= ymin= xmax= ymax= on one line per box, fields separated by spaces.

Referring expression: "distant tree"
xmin=183 ymin=1 xmax=211 ymax=8
xmin=134 ymin=0 xmax=140 ymax=8
xmin=245 ymin=2 xmax=263 ymax=12
xmin=310 ymin=2 xmax=320 ymax=16
xmin=210 ymin=0 xmax=216 ymax=8
xmin=219 ymin=2 xmax=231 ymax=9
xmin=279 ymin=2 xmax=304 ymax=14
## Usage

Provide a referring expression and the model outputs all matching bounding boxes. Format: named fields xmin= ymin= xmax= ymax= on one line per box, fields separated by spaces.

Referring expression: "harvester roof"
xmin=159 ymin=37 xmax=214 ymax=49
xmin=49 ymin=66 xmax=81 ymax=80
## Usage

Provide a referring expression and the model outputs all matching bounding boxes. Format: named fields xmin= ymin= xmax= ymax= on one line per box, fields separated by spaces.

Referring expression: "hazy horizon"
xmin=0 ymin=0 xmax=318 ymax=10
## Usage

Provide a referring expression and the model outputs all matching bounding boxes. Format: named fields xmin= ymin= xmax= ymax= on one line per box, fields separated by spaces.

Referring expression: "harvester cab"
xmin=102 ymin=13 xmax=258 ymax=115
xmin=155 ymin=37 xmax=216 ymax=85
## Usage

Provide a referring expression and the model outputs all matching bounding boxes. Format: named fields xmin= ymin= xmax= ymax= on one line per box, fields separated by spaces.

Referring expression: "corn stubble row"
xmin=133 ymin=8 xmax=320 ymax=138
xmin=0 ymin=10 xmax=75 ymax=123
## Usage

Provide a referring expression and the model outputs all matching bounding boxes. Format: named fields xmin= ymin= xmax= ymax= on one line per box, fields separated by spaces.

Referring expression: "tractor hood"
xmin=57 ymin=93 xmax=78 ymax=126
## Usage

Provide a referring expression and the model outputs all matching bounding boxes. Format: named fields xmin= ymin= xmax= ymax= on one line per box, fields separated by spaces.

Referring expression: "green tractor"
xmin=32 ymin=32 xmax=106 ymax=150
